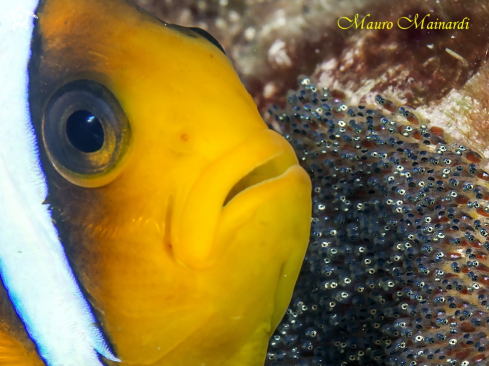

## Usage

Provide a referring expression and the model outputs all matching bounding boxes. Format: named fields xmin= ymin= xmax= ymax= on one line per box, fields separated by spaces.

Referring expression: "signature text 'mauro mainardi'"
xmin=338 ymin=13 xmax=470 ymax=30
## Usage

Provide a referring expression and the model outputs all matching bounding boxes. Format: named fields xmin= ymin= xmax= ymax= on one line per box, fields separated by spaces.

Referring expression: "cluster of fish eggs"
xmin=265 ymin=76 xmax=489 ymax=366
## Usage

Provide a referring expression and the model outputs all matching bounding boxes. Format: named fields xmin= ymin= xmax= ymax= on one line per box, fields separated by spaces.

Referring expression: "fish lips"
xmin=173 ymin=129 xmax=312 ymax=271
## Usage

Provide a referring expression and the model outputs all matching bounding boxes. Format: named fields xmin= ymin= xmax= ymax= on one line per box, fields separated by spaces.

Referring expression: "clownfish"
xmin=0 ymin=0 xmax=312 ymax=365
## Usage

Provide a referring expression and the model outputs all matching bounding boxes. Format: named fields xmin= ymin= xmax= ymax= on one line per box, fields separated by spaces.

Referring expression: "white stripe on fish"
xmin=0 ymin=1 xmax=118 ymax=365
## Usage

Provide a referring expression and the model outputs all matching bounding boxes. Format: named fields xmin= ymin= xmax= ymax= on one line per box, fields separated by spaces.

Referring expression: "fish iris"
xmin=266 ymin=77 xmax=489 ymax=366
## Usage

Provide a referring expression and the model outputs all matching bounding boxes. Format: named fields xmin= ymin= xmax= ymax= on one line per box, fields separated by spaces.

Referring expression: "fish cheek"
xmin=40 ymin=167 xmax=204 ymax=365
xmin=43 ymin=179 xmax=180 ymax=365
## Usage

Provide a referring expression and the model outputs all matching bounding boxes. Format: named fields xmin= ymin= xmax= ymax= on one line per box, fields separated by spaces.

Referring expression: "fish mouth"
xmin=173 ymin=129 xmax=305 ymax=270
xmin=222 ymin=150 xmax=294 ymax=207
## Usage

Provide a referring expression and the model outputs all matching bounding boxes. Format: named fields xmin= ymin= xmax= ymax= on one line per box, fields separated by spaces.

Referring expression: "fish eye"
xmin=42 ymin=80 xmax=131 ymax=187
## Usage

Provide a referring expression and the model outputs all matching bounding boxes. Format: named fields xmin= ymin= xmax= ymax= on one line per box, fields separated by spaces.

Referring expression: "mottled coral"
xmin=415 ymin=64 xmax=489 ymax=171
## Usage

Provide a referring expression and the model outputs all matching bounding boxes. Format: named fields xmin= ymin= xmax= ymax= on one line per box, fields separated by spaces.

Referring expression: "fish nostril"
xmin=223 ymin=155 xmax=293 ymax=207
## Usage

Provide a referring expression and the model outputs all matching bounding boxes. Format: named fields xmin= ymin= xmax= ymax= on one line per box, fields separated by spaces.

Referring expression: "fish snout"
xmin=173 ymin=129 xmax=311 ymax=270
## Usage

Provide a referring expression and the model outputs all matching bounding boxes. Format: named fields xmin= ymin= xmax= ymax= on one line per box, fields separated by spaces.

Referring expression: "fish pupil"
xmin=66 ymin=110 xmax=104 ymax=153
